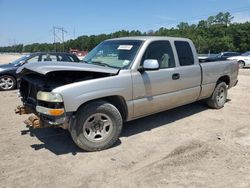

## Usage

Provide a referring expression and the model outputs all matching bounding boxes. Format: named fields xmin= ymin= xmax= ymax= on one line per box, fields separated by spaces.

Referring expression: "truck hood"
xmin=16 ymin=61 xmax=119 ymax=75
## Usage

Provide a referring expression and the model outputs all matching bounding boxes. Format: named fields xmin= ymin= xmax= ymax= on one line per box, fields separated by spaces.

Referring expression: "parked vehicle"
xmin=227 ymin=51 xmax=250 ymax=68
xmin=199 ymin=52 xmax=241 ymax=62
xmin=16 ymin=37 xmax=239 ymax=151
xmin=0 ymin=52 xmax=80 ymax=91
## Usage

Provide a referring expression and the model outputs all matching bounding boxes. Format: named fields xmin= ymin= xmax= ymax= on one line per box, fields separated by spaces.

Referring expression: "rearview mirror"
xmin=139 ymin=59 xmax=159 ymax=72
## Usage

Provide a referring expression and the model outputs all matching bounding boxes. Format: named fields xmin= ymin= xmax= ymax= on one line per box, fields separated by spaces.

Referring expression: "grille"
xmin=20 ymin=80 xmax=38 ymax=108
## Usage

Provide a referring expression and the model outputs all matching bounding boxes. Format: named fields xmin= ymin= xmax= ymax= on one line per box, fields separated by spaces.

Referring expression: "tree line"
xmin=0 ymin=12 xmax=250 ymax=54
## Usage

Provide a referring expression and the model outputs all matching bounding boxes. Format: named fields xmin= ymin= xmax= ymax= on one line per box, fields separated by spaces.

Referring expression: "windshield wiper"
xmin=91 ymin=61 xmax=118 ymax=69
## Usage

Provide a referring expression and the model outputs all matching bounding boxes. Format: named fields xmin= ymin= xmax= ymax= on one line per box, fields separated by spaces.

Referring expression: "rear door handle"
xmin=172 ymin=73 xmax=180 ymax=80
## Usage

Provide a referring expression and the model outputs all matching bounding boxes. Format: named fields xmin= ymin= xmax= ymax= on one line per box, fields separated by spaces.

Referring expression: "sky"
xmin=0 ymin=0 xmax=250 ymax=46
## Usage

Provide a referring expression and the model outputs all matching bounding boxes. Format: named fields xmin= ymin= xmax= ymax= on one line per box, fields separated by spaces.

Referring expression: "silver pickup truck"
xmin=16 ymin=36 xmax=239 ymax=151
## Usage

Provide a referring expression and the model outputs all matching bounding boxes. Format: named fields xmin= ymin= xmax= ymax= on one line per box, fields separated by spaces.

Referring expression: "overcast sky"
xmin=0 ymin=0 xmax=250 ymax=46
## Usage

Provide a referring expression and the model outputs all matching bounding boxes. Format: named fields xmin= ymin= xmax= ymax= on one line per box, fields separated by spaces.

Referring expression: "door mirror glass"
xmin=141 ymin=59 xmax=159 ymax=71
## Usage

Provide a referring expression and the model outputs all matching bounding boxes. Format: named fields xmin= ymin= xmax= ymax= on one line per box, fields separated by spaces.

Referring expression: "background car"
xmin=0 ymin=52 xmax=80 ymax=91
xmin=200 ymin=52 xmax=241 ymax=62
xmin=227 ymin=51 xmax=250 ymax=68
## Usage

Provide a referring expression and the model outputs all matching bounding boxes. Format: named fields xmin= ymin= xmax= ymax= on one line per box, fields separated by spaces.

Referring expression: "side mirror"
xmin=19 ymin=60 xmax=26 ymax=66
xmin=139 ymin=59 xmax=159 ymax=72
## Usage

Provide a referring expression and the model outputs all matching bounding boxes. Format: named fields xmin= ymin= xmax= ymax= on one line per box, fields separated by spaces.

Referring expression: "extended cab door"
xmin=132 ymin=40 xmax=201 ymax=118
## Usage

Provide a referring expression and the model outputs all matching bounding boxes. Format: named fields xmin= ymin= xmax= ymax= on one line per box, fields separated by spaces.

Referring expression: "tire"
xmin=70 ymin=101 xmax=123 ymax=151
xmin=238 ymin=61 xmax=245 ymax=69
xmin=207 ymin=82 xmax=228 ymax=109
xmin=0 ymin=75 xmax=16 ymax=91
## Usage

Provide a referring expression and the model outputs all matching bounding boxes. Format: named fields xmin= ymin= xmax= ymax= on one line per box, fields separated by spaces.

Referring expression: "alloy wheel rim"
xmin=0 ymin=77 xmax=14 ymax=90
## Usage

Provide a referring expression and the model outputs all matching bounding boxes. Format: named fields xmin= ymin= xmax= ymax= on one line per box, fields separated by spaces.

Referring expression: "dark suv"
xmin=0 ymin=52 xmax=80 ymax=91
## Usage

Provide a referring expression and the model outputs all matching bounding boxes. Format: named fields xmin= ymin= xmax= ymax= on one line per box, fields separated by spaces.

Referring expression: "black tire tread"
xmin=207 ymin=81 xmax=227 ymax=109
xmin=70 ymin=101 xmax=123 ymax=152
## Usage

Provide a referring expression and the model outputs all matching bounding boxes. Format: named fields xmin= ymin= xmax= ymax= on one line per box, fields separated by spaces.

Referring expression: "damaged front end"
xmin=15 ymin=62 xmax=119 ymax=129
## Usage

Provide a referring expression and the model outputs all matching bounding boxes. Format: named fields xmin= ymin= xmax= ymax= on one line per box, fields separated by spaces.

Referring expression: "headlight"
xmin=37 ymin=91 xmax=63 ymax=102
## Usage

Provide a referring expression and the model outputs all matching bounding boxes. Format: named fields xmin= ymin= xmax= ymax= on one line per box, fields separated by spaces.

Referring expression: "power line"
xmin=157 ymin=5 xmax=250 ymax=26
xmin=53 ymin=26 xmax=68 ymax=52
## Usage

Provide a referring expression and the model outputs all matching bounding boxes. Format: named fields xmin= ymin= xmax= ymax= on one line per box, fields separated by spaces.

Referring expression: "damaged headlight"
xmin=37 ymin=91 xmax=63 ymax=102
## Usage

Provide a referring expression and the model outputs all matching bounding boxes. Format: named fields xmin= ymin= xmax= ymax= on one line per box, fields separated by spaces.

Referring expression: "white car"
xmin=227 ymin=52 xmax=250 ymax=68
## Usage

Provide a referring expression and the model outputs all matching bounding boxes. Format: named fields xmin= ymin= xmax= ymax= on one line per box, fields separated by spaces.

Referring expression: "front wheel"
xmin=206 ymin=82 xmax=228 ymax=109
xmin=0 ymin=75 xmax=16 ymax=91
xmin=70 ymin=101 xmax=123 ymax=151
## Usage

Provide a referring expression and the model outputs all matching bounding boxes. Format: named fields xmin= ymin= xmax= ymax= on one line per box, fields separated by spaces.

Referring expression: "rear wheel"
xmin=207 ymin=82 xmax=228 ymax=109
xmin=70 ymin=101 xmax=123 ymax=151
xmin=0 ymin=75 xmax=16 ymax=91
xmin=238 ymin=61 xmax=245 ymax=69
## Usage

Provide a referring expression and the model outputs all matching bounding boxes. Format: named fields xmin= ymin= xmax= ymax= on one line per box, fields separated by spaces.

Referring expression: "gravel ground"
xmin=0 ymin=54 xmax=250 ymax=187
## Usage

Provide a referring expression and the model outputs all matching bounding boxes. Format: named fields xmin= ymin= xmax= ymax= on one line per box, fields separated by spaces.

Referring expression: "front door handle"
xmin=172 ymin=73 xmax=180 ymax=80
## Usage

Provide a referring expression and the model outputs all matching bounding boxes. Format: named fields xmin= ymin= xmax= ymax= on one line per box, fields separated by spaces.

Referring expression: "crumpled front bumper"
xmin=15 ymin=104 xmax=71 ymax=129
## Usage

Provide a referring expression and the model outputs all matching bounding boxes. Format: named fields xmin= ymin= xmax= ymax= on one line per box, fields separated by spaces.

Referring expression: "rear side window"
xmin=57 ymin=55 xmax=64 ymax=61
xmin=40 ymin=54 xmax=57 ymax=62
xmin=67 ymin=55 xmax=75 ymax=62
xmin=174 ymin=41 xmax=194 ymax=66
xmin=56 ymin=54 xmax=68 ymax=62
xmin=49 ymin=55 xmax=57 ymax=61
xmin=67 ymin=54 xmax=79 ymax=62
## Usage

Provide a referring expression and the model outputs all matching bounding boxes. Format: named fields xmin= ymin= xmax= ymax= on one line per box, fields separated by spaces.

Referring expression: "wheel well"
xmin=0 ymin=73 xmax=16 ymax=79
xmin=217 ymin=75 xmax=230 ymax=86
xmin=238 ymin=60 xmax=245 ymax=65
xmin=77 ymin=96 xmax=128 ymax=121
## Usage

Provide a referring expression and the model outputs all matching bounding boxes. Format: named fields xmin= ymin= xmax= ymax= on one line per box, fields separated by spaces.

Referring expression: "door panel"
xmin=131 ymin=40 xmax=202 ymax=119
xmin=132 ymin=65 xmax=201 ymax=118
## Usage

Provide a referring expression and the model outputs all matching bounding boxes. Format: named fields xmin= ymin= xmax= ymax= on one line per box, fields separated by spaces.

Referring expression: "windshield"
xmin=83 ymin=40 xmax=143 ymax=69
xmin=10 ymin=54 xmax=30 ymax=65
xmin=241 ymin=52 xmax=250 ymax=56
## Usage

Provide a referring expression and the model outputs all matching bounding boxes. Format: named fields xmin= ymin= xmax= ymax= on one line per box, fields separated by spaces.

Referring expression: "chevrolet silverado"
xmin=15 ymin=36 xmax=239 ymax=151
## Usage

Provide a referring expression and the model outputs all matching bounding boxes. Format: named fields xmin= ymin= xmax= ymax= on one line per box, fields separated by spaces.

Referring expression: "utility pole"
xmin=52 ymin=26 xmax=67 ymax=52
xmin=53 ymin=26 xmax=56 ymax=52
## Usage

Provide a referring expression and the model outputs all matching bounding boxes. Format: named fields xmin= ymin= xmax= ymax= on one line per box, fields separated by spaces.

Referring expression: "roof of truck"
xmin=106 ymin=36 xmax=191 ymax=41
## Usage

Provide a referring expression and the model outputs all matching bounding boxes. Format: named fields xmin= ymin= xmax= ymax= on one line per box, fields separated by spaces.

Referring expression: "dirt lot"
xmin=0 ymin=54 xmax=250 ymax=187
xmin=0 ymin=53 xmax=24 ymax=64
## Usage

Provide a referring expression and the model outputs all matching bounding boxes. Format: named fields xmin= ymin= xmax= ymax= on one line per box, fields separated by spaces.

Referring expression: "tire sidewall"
xmin=0 ymin=75 xmax=16 ymax=91
xmin=71 ymin=101 xmax=123 ymax=151
xmin=212 ymin=82 xmax=228 ymax=109
xmin=238 ymin=61 xmax=245 ymax=69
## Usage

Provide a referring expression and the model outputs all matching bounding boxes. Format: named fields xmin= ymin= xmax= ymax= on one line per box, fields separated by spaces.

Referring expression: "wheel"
xmin=207 ymin=82 xmax=228 ymax=109
xmin=0 ymin=75 xmax=16 ymax=91
xmin=238 ymin=61 xmax=245 ymax=69
xmin=70 ymin=101 xmax=123 ymax=151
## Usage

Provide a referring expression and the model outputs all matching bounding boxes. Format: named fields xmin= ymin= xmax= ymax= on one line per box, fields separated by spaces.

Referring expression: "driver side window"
xmin=142 ymin=41 xmax=175 ymax=69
